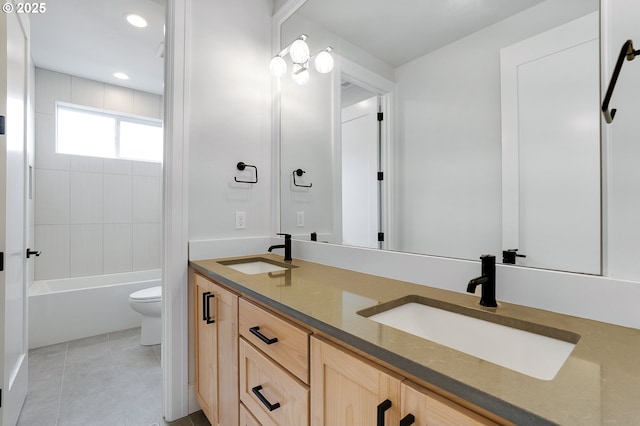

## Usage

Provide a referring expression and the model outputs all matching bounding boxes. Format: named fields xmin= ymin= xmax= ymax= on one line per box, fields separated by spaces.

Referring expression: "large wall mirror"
xmin=278 ymin=0 xmax=601 ymax=275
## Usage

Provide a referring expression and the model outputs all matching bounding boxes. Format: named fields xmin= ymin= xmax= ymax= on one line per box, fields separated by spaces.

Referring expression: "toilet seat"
xmin=129 ymin=286 xmax=162 ymax=303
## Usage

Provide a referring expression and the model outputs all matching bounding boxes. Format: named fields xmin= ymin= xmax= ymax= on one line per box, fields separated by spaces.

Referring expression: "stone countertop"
xmin=190 ymin=254 xmax=640 ymax=425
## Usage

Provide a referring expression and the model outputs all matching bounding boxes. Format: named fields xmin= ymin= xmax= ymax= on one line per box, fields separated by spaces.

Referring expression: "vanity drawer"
xmin=239 ymin=298 xmax=310 ymax=383
xmin=240 ymin=402 xmax=262 ymax=426
xmin=240 ymin=338 xmax=309 ymax=426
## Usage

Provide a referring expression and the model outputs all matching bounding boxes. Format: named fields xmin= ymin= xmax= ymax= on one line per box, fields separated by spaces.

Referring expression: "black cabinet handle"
xmin=251 ymin=385 xmax=281 ymax=411
xmin=202 ymin=292 xmax=215 ymax=324
xmin=249 ymin=326 xmax=278 ymax=345
xmin=377 ymin=399 xmax=392 ymax=426
xmin=400 ymin=414 xmax=415 ymax=426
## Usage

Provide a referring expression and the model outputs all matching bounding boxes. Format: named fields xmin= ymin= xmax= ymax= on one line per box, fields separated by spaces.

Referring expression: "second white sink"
xmin=361 ymin=298 xmax=579 ymax=380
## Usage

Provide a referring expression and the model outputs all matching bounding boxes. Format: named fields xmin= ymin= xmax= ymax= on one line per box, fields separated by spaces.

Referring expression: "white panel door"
xmin=341 ymin=96 xmax=379 ymax=248
xmin=501 ymin=13 xmax=600 ymax=274
xmin=0 ymin=7 xmax=29 ymax=425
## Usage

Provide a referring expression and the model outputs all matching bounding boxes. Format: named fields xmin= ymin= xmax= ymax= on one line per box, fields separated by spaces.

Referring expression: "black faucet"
xmin=268 ymin=233 xmax=292 ymax=262
xmin=466 ymin=254 xmax=497 ymax=307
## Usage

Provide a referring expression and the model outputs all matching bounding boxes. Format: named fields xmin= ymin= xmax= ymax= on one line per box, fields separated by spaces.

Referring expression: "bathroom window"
xmin=56 ymin=103 xmax=163 ymax=163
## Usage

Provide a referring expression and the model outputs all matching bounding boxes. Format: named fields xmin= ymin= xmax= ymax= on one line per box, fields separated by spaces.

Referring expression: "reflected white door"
xmin=341 ymin=96 xmax=379 ymax=248
xmin=501 ymin=13 xmax=600 ymax=274
xmin=0 ymin=8 xmax=29 ymax=425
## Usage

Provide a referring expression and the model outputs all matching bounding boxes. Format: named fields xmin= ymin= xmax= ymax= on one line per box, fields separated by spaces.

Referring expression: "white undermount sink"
xmin=359 ymin=296 xmax=579 ymax=380
xmin=218 ymin=257 xmax=294 ymax=275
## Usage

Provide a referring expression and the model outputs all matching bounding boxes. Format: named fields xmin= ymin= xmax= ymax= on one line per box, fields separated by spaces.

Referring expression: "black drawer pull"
xmin=400 ymin=414 xmax=415 ymax=426
xmin=251 ymin=385 xmax=281 ymax=411
xmin=249 ymin=326 xmax=278 ymax=345
xmin=202 ymin=292 xmax=215 ymax=324
xmin=377 ymin=399 xmax=392 ymax=426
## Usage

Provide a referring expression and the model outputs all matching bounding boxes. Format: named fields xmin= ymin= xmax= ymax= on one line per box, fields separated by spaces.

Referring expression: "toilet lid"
xmin=129 ymin=286 xmax=162 ymax=302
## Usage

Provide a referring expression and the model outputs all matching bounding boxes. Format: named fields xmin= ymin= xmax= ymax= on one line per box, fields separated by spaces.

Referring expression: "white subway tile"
xmin=35 ymin=169 xmax=70 ymax=225
xmin=34 ymin=225 xmax=70 ymax=280
xmin=103 ymin=224 xmax=133 ymax=274
xmin=104 ymin=158 xmax=133 ymax=175
xmin=103 ymin=174 xmax=133 ymax=223
xmin=71 ymin=76 xmax=105 ymax=109
xmin=70 ymin=224 xmax=103 ymax=277
xmin=70 ymin=172 xmax=103 ymax=224
xmin=133 ymin=91 xmax=162 ymax=119
xmin=133 ymin=161 xmax=162 ymax=177
xmin=133 ymin=176 xmax=161 ymax=223
xmin=35 ymin=112 xmax=70 ymax=171
xmin=70 ymin=155 xmax=104 ymax=173
xmin=133 ymin=224 xmax=161 ymax=271
xmin=35 ymin=69 xmax=71 ymax=114
xmin=105 ymin=85 xmax=134 ymax=114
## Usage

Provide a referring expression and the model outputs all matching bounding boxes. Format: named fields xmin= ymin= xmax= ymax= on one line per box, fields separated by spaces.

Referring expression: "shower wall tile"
xmin=132 ymin=224 xmax=160 ymax=271
xmin=35 ymin=225 xmax=70 ymax=280
xmin=70 ymin=155 xmax=104 ymax=173
xmin=104 ymin=174 xmax=133 ymax=223
xmin=35 ymin=113 xmax=70 ymax=171
xmin=104 ymin=158 xmax=133 ymax=175
xmin=104 ymin=85 xmax=134 ymax=114
xmin=71 ymin=76 xmax=104 ymax=109
xmin=103 ymin=224 xmax=133 ymax=274
xmin=133 ymin=176 xmax=161 ymax=223
xmin=133 ymin=161 xmax=162 ymax=177
xmin=35 ymin=169 xmax=70 ymax=225
xmin=70 ymin=172 xmax=103 ymax=224
xmin=35 ymin=69 xmax=71 ymax=114
xmin=70 ymin=225 xmax=103 ymax=277
xmin=133 ymin=90 xmax=162 ymax=119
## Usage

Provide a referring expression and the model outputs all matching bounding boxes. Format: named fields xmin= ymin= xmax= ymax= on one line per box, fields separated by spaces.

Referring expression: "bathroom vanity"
xmin=190 ymin=254 xmax=640 ymax=425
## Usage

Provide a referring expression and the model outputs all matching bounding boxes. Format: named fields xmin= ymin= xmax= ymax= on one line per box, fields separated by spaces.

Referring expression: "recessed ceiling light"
xmin=113 ymin=72 xmax=129 ymax=80
xmin=125 ymin=13 xmax=147 ymax=28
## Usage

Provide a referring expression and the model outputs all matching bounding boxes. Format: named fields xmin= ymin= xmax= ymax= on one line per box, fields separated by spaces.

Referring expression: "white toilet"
xmin=128 ymin=286 xmax=162 ymax=346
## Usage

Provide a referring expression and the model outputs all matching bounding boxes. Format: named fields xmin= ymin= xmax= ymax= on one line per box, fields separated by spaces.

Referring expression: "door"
xmin=501 ymin=12 xmax=600 ymax=273
xmin=310 ymin=336 xmax=401 ymax=426
xmin=341 ymin=95 xmax=380 ymax=248
xmin=0 ymin=7 xmax=29 ymax=425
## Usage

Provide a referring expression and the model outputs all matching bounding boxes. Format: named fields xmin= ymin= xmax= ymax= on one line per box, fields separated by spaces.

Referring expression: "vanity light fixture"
xmin=270 ymin=34 xmax=334 ymax=85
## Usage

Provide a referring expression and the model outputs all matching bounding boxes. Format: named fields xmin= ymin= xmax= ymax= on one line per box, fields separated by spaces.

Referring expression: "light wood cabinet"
xmin=240 ymin=403 xmax=262 ymax=426
xmin=194 ymin=272 xmax=239 ymax=426
xmin=239 ymin=338 xmax=309 ymax=426
xmin=401 ymin=380 xmax=498 ymax=426
xmin=310 ymin=336 xmax=402 ymax=426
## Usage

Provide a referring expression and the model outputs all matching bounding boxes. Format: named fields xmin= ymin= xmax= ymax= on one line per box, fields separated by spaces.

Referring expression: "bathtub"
xmin=29 ymin=270 xmax=162 ymax=349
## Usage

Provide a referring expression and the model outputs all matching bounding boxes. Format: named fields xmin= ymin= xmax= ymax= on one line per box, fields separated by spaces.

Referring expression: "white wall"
xmin=394 ymin=0 xmax=598 ymax=260
xmin=34 ymin=68 xmax=163 ymax=280
xmin=186 ymin=0 xmax=273 ymax=241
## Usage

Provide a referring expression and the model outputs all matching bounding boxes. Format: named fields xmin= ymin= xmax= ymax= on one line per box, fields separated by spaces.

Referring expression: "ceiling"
xmin=295 ymin=0 xmax=544 ymax=68
xmin=29 ymin=0 xmax=165 ymax=95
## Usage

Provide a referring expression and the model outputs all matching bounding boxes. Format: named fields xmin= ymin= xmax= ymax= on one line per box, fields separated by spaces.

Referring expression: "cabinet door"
xmin=310 ymin=336 xmax=402 ymax=426
xmin=401 ymin=381 xmax=498 ymax=426
xmin=195 ymin=274 xmax=217 ymax=423
xmin=194 ymin=273 xmax=239 ymax=426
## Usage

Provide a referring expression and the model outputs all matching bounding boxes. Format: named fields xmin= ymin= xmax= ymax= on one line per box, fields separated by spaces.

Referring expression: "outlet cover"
xmin=296 ymin=211 xmax=304 ymax=227
xmin=235 ymin=211 xmax=246 ymax=229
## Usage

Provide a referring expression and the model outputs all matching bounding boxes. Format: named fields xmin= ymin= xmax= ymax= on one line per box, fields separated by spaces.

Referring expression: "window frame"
xmin=55 ymin=101 xmax=163 ymax=163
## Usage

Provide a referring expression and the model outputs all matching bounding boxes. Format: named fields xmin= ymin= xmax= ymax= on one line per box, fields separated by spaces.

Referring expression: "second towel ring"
xmin=293 ymin=169 xmax=312 ymax=188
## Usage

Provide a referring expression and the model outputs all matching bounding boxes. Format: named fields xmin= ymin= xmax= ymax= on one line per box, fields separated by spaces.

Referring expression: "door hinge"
xmin=0 ymin=115 xmax=5 ymax=135
xmin=377 ymin=112 xmax=383 ymax=121
xmin=378 ymin=232 xmax=385 ymax=242
xmin=377 ymin=172 xmax=384 ymax=181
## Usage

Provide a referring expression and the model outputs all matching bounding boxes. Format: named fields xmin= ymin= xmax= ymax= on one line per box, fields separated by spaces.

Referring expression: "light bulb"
xmin=315 ymin=49 xmax=334 ymax=73
xmin=289 ymin=39 xmax=310 ymax=64
xmin=270 ymin=56 xmax=287 ymax=77
xmin=292 ymin=64 xmax=310 ymax=85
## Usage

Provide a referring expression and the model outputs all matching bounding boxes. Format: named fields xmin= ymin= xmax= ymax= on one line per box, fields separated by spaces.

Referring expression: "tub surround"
xmin=190 ymin=254 xmax=640 ymax=425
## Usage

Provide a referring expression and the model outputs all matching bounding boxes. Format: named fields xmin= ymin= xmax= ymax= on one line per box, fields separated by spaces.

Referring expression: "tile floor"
xmin=17 ymin=327 xmax=211 ymax=426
